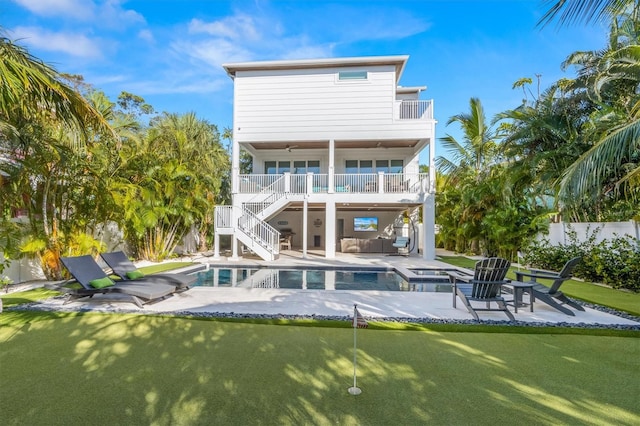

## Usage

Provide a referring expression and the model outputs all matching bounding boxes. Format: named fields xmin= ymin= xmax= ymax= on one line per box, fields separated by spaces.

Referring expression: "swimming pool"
xmin=192 ymin=267 xmax=453 ymax=292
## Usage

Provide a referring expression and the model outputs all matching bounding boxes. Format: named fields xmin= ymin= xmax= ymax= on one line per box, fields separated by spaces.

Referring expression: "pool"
xmin=192 ymin=267 xmax=453 ymax=292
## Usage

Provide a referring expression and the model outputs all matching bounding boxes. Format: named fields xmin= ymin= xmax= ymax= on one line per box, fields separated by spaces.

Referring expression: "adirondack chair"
xmin=515 ymin=257 xmax=583 ymax=316
xmin=448 ymin=257 xmax=514 ymax=321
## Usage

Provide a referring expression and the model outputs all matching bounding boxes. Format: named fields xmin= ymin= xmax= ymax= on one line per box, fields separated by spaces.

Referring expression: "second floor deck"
xmin=236 ymin=172 xmax=432 ymax=196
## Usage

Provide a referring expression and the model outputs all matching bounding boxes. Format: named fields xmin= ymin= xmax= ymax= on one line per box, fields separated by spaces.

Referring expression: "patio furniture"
xmin=100 ymin=251 xmax=196 ymax=291
xmin=392 ymin=236 xmax=409 ymax=256
xmin=56 ymin=255 xmax=176 ymax=308
xmin=515 ymin=257 xmax=583 ymax=316
xmin=448 ymin=257 xmax=515 ymax=321
xmin=280 ymin=235 xmax=292 ymax=250
xmin=504 ymin=281 xmax=535 ymax=313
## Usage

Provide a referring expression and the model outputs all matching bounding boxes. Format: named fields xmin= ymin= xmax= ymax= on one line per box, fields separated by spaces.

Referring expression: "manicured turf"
xmin=1 ymin=311 xmax=639 ymax=425
xmin=439 ymin=256 xmax=640 ymax=316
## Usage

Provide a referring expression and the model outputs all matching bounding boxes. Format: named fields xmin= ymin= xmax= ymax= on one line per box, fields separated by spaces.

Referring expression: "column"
xmin=328 ymin=139 xmax=335 ymax=193
xmin=325 ymin=199 xmax=336 ymax=258
xmin=302 ymin=198 xmax=309 ymax=259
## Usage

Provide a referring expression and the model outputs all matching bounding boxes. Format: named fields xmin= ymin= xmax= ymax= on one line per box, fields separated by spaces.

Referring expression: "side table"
xmin=506 ymin=281 xmax=535 ymax=313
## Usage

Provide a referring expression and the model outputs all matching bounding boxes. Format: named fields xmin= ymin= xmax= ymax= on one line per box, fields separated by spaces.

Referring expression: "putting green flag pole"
xmin=348 ymin=304 xmax=367 ymax=396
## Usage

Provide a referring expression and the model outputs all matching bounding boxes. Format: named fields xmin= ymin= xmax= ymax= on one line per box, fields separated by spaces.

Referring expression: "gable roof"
xmin=223 ymin=55 xmax=409 ymax=83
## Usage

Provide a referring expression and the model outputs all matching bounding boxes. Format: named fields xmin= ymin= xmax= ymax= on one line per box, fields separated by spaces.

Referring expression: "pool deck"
xmin=25 ymin=250 xmax=640 ymax=327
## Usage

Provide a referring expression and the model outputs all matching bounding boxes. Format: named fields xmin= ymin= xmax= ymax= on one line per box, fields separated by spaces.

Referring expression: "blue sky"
xmin=2 ymin=0 xmax=608 ymax=163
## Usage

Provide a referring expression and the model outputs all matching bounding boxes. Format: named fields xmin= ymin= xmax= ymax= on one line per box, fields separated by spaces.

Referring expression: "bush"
xmin=522 ymin=226 xmax=639 ymax=292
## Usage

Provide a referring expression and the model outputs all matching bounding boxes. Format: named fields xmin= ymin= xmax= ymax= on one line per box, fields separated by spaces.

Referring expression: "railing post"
xmin=378 ymin=172 xmax=384 ymax=194
xmin=307 ymin=173 xmax=314 ymax=195
xmin=284 ymin=172 xmax=291 ymax=193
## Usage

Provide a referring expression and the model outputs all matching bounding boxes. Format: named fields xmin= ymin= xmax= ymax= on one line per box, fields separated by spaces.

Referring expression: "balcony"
xmin=396 ymin=100 xmax=432 ymax=120
xmin=237 ymin=172 xmax=431 ymax=195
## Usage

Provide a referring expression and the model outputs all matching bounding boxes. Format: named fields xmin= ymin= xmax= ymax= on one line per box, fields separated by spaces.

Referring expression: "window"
xmin=390 ymin=160 xmax=403 ymax=173
xmin=345 ymin=160 xmax=359 ymax=174
xmin=346 ymin=159 xmax=403 ymax=173
xmin=338 ymin=71 xmax=367 ymax=80
xmin=277 ymin=161 xmax=290 ymax=174
xmin=293 ymin=160 xmax=320 ymax=174
xmin=264 ymin=161 xmax=292 ymax=174
xmin=308 ymin=160 xmax=320 ymax=174
xmin=376 ymin=160 xmax=389 ymax=173
xmin=265 ymin=161 xmax=276 ymax=174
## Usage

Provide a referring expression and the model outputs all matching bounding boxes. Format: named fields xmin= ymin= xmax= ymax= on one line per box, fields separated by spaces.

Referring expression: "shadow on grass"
xmin=1 ymin=311 xmax=638 ymax=425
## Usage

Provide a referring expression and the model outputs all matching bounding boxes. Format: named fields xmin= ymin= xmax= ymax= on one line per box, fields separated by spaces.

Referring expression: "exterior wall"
xmin=268 ymin=210 xmax=403 ymax=249
xmin=251 ymin=147 xmax=419 ymax=174
xmin=540 ymin=221 xmax=639 ymax=246
xmin=234 ymin=65 xmax=433 ymax=143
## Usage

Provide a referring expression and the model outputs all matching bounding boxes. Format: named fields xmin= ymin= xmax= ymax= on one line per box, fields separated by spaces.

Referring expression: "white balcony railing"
xmin=396 ymin=100 xmax=433 ymax=120
xmin=237 ymin=173 xmax=430 ymax=195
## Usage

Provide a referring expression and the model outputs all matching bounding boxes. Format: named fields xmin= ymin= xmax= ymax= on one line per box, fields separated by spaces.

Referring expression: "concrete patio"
xmin=22 ymin=250 xmax=640 ymax=327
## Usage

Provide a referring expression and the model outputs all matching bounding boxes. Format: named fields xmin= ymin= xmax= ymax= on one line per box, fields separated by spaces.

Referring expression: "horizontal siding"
xmin=234 ymin=65 xmax=397 ymax=138
xmin=237 ymin=122 xmax=435 ymax=143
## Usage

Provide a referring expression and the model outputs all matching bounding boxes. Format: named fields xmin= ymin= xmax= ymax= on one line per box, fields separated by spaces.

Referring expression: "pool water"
xmin=193 ymin=267 xmax=452 ymax=292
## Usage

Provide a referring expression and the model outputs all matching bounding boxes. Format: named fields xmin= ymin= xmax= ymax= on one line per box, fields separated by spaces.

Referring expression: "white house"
xmin=213 ymin=55 xmax=436 ymax=261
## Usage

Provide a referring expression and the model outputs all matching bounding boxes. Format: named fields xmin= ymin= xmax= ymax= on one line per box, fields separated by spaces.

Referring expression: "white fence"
xmin=540 ymin=221 xmax=639 ymax=246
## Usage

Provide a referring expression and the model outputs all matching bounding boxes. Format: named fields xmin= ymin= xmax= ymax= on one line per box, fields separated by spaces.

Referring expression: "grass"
xmin=1 ymin=310 xmax=639 ymax=425
xmin=139 ymin=262 xmax=195 ymax=275
xmin=438 ymin=256 xmax=640 ymax=317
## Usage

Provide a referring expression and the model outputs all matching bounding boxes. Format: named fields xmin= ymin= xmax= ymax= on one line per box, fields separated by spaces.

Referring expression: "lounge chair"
xmin=56 ymin=255 xmax=176 ymax=308
xmin=448 ymin=257 xmax=514 ymax=321
xmin=515 ymin=257 xmax=584 ymax=316
xmin=100 ymin=251 xmax=196 ymax=291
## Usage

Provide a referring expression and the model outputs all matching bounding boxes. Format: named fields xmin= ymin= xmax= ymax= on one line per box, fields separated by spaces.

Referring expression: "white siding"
xmin=234 ymin=65 xmax=431 ymax=142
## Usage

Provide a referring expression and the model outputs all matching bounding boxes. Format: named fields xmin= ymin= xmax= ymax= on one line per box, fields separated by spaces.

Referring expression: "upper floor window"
xmin=265 ymin=161 xmax=290 ymax=174
xmin=347 ymin=159 xmax=403 ymax=174
xmin=338 ymin=71 xmax=368 ymax=81
xmin=293 ymin=160 xmax=320 ymax=174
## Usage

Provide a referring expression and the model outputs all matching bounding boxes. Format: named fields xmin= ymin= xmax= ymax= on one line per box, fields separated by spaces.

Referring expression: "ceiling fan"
xmin=285 ymin=144 xmax=298 ymax=152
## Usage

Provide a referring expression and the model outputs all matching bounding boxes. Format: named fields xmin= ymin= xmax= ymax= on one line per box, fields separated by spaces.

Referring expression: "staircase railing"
xmin=238 ymin=206 xmax=280 ymax=255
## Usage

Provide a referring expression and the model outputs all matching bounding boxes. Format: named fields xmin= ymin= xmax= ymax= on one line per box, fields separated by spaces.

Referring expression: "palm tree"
xmin=556 ymin=12 xmax=640 ymax=211
xmin=0 ymin=35 xmax=112 ymax=144
xmin=538 ymin=0 xmax=637 ymax=27
xmin=436 ymin=97 xmax=500 ymax=182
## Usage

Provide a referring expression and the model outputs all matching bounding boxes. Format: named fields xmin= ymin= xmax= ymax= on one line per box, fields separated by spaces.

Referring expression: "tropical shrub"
xmin=522 ymin=226 xmax=640 ymax=292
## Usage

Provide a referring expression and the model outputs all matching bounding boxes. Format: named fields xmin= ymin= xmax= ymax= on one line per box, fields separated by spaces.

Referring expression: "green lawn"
xmin=439 ymin=256 xmax=640 ymax=317
xmin=1 ymin=310 xmax=639 ymax=425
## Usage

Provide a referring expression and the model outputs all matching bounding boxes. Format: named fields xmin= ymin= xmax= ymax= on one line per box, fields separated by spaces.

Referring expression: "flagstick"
xmin=348 ymin=304 xmax=362 ymax=395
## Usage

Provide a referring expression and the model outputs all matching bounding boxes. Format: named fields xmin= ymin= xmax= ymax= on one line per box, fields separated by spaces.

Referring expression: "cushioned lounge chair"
xmin=448 ymin=257 xmax=514 ymax=321
xmin=100 ymin=251 xmax=196 ymax=291
xmin=56 ymin=255 xmax=176 ymax=308
xmin=515 ymin=257 xmax=583 ymax=316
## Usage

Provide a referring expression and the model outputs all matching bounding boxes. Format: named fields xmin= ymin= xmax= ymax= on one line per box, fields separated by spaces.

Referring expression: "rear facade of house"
xmin=213 ymin=55 xmax=436 ymax=261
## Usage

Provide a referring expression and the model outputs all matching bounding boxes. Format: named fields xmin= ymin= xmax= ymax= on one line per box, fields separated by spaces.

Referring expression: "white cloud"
xmin=189 ymin=15 xmax=260 ymax=41
xmin=11 ymin=0 xmax=145 ymax=28
xmin=11 ymin=26 xmax=103 ymax=58
xmin=138 ymin=29 xmax=154 ymax=43
xmin=12 ymin=0 xmax=94 ymax=20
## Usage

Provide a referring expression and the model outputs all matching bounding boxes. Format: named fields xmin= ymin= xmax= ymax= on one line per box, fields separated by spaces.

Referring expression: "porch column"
xmin=325 ymin=199 xmax=336 ymax=258
xmin=302 ymin=197 xmax=309 ymax=259
xmin=424 ymin=123 xmax=437 ymax=260
xmin=423 ymin=194 xmax=435 ymax=260
xmin=229 ymin=236 xmax=241 ymax=261
xmin=328 ymin=139 xmax=335 ymax=193
xmin=212 ymin=232 xmax=221 ymax=260
xmin=231 ymin=137 xmax=240 ymax=195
